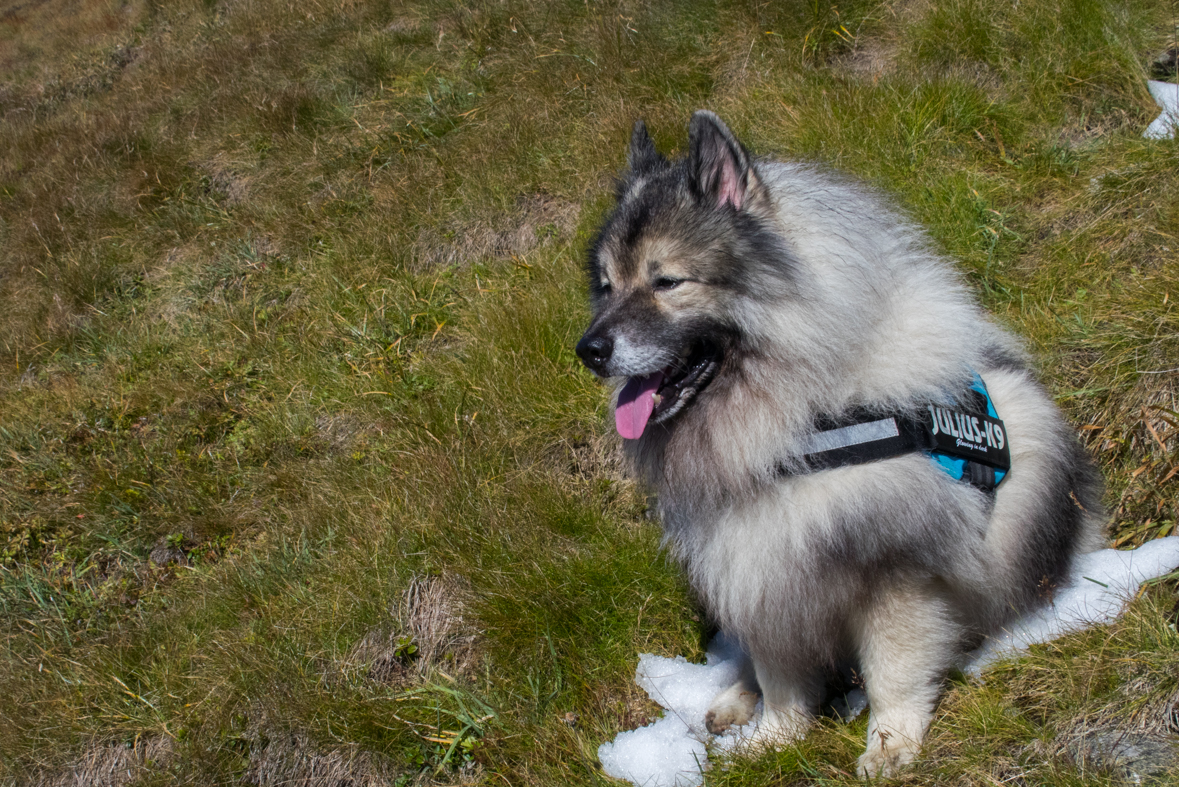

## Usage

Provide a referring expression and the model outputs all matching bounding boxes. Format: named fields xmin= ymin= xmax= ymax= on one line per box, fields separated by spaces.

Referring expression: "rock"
xmin=1068 ymin=730 xmax=1178 ymax=785
xmin=1151 ymin=48 xmax=1178 ymax=81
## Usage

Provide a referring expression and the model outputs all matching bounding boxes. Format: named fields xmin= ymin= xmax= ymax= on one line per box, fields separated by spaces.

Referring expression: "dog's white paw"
xmin=856 ymin=735 xmax=919 ymax=780
xmin=704 ymin=684 xmax=759 ymax=734
xmin=738 ymin=703 xmax=810 ymax=752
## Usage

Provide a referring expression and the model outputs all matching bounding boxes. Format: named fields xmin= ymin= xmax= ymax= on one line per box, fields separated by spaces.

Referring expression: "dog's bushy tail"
xmin=978 ymin=367 xmax=1107 ymax=624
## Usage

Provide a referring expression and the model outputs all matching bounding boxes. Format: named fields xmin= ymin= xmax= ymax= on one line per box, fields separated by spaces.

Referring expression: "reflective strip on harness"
xmin=800 ymin=418 xmax=899 ymax=455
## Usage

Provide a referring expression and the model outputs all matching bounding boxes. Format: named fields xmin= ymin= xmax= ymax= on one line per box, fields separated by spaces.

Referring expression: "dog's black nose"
xmin=576 ymin=334 xmax=613 ymax=374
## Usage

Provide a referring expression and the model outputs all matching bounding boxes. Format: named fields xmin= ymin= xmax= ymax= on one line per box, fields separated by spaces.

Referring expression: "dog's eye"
xmin=599 ymin=281 xmax=612 ymax=295
xmin=653 ymin=276 xmax=683 ymax=291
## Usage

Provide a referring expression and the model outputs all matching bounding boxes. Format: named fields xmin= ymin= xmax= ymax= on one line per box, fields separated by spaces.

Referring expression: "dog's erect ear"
xmin=627 ymin=120 xmax=664 ymax=175
xmin=687 ymin=110 xmax=762 ymax=211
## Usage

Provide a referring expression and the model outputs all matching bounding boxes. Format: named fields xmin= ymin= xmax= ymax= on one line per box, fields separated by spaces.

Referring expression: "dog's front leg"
xmin=854 ymin=582 xmax=959 ymax=779
xmin=704 ymin=650 xmax=759 ymax=734
xmin=743 ymin=659 xmax=819 ymax=747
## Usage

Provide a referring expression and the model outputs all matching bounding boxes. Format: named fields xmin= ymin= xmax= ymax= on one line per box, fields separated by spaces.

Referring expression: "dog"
xmin=575 ymin=111 xmax=1105 ymax=778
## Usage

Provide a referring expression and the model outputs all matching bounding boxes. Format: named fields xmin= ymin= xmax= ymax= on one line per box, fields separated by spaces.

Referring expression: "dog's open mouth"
xmin=615 ymin=343 xmax=722 ymax=439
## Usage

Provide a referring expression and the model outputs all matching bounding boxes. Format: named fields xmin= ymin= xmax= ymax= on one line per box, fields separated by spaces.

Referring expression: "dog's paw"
xmin=719 ymin=700 xmax=810 ymax=753
xmin=704 ymin=691 xmax=758 ymax=734
xmin=704 ymin=685 xmax=759 ymax=735
xmin=856 ymin=737 xmax=918 ymax=780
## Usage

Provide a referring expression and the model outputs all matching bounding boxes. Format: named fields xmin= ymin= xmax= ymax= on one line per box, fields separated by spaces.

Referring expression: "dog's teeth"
xmin=653 ymin=394 xmax=662 ymax=406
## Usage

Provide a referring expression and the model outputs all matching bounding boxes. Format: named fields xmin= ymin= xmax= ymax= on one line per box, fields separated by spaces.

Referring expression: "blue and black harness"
xmin=787 ymin=373 xmax=1010 ymax=490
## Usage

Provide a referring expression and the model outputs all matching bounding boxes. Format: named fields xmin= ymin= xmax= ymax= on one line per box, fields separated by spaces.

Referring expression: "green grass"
xmin=1 ymin=0 xmax=1178 ymax=784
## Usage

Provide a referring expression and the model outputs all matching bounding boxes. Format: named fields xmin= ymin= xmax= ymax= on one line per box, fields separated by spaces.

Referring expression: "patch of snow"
xmin=597 ymin=633 xmax=755 ymax=786
xmin=1144 ymin=80 xmax=1179 ymax=139
xmin=966 ymin=537 xmax=1179 ymax=673
xmin=599 ymin=538 xmax=1179 ymax=787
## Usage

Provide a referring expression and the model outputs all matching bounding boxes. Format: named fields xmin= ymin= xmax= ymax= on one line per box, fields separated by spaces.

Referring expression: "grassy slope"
xmin=0 ymin=0 xmax=1176 ymax=784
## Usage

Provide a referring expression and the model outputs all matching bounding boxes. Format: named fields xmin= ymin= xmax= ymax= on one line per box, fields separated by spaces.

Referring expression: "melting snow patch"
xmin=599 ymin=537 xmax=1179 ymax=787
xmin=597 ymin=633 xmax=754 ymax=787
xmin=1145 ymin=80 xmax=1179 ymax=139
xmin=967 ymin=536 xmax=1179 ymax=672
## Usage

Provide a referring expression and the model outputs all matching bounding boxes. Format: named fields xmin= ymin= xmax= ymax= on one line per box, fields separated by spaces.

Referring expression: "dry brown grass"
xmin=346 ymin=574 xmax=479 ymax=686
xmin=30 ymin=736 xmax=173 ymax=787
xmin=0 ymin=0 xmax=145 ymax=77
xmin=410 ymin=194 xmax=581 ymax=273
xmin=830 ymin=0 xmax=935 ymax=78
xmin=240 ymin=727 xmax=401 ymax=787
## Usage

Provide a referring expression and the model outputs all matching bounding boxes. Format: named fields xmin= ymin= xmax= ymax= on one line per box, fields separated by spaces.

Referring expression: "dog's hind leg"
xmin=853 ymin=581 xmax=959 ymax=779
xmin=704 ymin=651 xmax=759 ymax=734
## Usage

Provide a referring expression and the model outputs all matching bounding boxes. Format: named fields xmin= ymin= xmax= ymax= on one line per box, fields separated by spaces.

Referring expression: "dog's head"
xmin=576 ymin=111 xmax=789 ymax=439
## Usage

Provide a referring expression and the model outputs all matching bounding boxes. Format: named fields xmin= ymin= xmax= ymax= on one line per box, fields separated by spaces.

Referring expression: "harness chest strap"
xmin=783 ymin=374 xmax=1011 ymax=490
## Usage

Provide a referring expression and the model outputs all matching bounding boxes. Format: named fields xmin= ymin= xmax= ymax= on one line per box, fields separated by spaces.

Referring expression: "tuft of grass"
xmin=0 ymin=0 xmax=1177 ymax=784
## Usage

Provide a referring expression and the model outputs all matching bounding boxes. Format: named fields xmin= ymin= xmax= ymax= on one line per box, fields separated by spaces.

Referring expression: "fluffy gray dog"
xmin=576 ymin=111 xmax=1104 ymax=777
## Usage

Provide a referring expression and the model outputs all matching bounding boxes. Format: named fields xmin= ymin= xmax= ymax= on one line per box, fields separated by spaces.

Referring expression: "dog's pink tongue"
xmin=615 ymin=372 xmax=663 ymax=440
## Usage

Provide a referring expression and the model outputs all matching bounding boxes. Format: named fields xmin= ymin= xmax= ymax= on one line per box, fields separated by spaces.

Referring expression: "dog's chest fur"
xmin=666 ymin=455 xmax=992 ymax=659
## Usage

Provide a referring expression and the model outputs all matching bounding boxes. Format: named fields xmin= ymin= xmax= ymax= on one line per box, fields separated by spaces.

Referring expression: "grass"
xmin=0 ymin=0 xmax=1177 ymax=784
